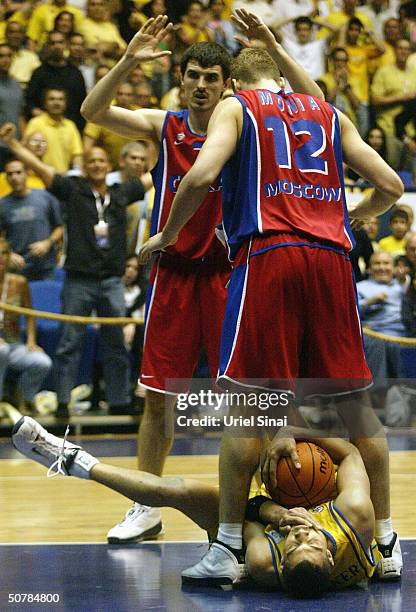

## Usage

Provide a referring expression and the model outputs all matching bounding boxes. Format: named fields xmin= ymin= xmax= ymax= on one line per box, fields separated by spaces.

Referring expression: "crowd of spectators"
xmin=2 ymin=0 xmax=416 ymax=419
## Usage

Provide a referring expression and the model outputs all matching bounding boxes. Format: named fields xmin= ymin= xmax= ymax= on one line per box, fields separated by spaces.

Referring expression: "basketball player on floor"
xmin=79 ymin=15 xmax=324 ymax=544
xmin=139 ymin=9 xmax=404 ymax=585
xmin=12 ymin=416 xmax=381 ymax=597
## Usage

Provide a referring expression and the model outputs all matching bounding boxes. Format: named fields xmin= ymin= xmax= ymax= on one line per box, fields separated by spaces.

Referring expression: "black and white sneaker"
xmin=12 ymin=416 xmax=99 ymax=479
xmin=377 ymin=533 xmax=403 ymax=580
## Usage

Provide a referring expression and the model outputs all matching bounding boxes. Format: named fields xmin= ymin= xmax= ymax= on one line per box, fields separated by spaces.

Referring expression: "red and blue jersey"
xmin=151 ymin=110 xmax=225 ymax=260
xmin=221 ymin=89 xmax=354 ymax=260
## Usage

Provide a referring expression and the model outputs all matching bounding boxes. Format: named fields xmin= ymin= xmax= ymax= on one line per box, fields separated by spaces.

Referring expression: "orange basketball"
xmin=270 ymin=442 xmax=336 ymax=508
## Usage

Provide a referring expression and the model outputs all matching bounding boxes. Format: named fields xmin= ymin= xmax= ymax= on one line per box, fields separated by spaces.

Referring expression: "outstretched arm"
xmin=338 ymin=111 xmax=404 ymax=220
xmin=0 ymin=123 xmax=56 ymax=188
xmin=138 ymin=97 xmax=241 ymax=262
xmin=232 ymin=9 xmax=324 ymax=100
xmin=80 ymin=16 xmax=172 ymax=142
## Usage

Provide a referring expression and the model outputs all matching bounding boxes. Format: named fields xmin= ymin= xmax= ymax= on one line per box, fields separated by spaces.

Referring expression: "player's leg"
xmin=11 ymin=416 xmax=219 ymax=533
xmin=108 ymin=262 xmax=201 ymax=543
xmin=304 ymin=249 xmax=402 ymax=579
xmin=182 ymin=238 xmax=302 ymax=584
xmin=335 ymin=392 xmax=402 ymax=579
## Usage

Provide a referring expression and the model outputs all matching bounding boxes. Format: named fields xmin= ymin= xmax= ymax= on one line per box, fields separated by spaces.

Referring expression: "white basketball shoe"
xmin=376 ymin=533 xmax=403 ymax=580
xmin=181 ymin=541 xmax=245 ymax=586
xmin=12 ymin=416 xmax=99 ymax=479
xmin=107 ymin=503 xmax=164 ymax=544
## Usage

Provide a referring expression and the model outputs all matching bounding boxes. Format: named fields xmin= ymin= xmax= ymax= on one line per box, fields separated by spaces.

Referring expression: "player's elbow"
xmin=80 ymin=99 xmax=105 ymax=123
xmin=381 ymin=173 xmax=404 ymax=202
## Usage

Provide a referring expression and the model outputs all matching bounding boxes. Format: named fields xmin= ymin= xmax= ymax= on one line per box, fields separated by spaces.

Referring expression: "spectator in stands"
xmin=4 ymin=21 xmax=41 ymax=89
xmin=134 ymin=81 xmax=158 ymax=108
xmin=371 ymin=39 xmax=416 ymax=138
xmin=26 ymin=0 xmax=83 ymax=52
xmin=0 ymin=237 xmax=52 ymax=412
xmin=370 ymin=17 xmax=402 ymax=75
xmin=84 ymin=82 xmax=137 ymax=169
xmin=275 ymin=16 xmax=334 ymax=82
xmin=176 ymin=1 xmax=214 ymax=56
xmin=338 ymin=17 xmax=384 ymax=136
xmin=0 ymin=44 xmax=24 ymax=139
xmin=270 ymin=0 xmax=331 ymax=45
xmin=95 ymin=64 xmax=111 ymax=83
xmin=402 ymin=272 xmax=416 ymax=336
xmin=379 ymin=208 xmax=410 ymax=256
xmin=350 ymin=228 xmax=374 ymax=282
xmin=358 ymin=251 xmax=408 ymax=384
xmin=123 ymin=254 xmax=147 ymax=389
xmin=360 ymin=0 xmax=397 ymax=41
xmin=319 ymin=47 xmax=360 ymax=125
xmin=80 ymin=0 xmax=127 ymax=63
xmin=404 ymin=231 xmax=416 ymax=274
xmin=0 ymin=131 xmax=48 ymax=197
xmin=25 ymin=30 xmax=87 ymax=134
xmin=207 ymin=0 xmax=238 ymax=55
xmin=0 ymin=156 xmax=63 ymax=281
xmin=106 ymin=141 xmax=152 ymax=255
xmin=323 ymin=0 xmax=373 ymax=37
xmin=25 ymin=88 xmax=83 ymax=174
xmin=363 ymin=217 xmax=381 ymax=252
xmin=53 ymin=10 xmax=76 ymax=43
xmin=0 ymin=123 xmax=148 ymax=419
xmin=160 ymin=61 xmax=183 ymax=110
xmin=67 ymin=33 xmax=96 ymax=93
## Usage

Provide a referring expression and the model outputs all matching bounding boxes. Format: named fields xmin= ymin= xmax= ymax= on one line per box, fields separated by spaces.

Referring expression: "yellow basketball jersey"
xmin=265 ymin=500 xmax=380 ymax=589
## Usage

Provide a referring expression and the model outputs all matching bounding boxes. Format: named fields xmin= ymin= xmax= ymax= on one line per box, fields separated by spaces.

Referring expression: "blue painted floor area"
xmin=1 ymin=541 xmax=414 ymax=611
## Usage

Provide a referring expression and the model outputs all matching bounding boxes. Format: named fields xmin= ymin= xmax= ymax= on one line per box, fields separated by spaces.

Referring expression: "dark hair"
xmin=294 ymin=16 xmax=313 ymax=30
xmin=43 ymin=87 xmax=66 ymax=103
xmin=180 ymin=42 xmax=231 ymax=80
xmin=390 ymin=208 xmax=409 ymax=224
xmin=348 ymin=16 xmax=363 ymax=29
xmin=365 ymin=126 xmax=387 ymax=158
xmin=4 ymin=157 xmax=26 ymax=171
xmin=282 ymin=560 xmax=332 ymax=598
xmin=69 ymin=32 xmax=85 ymax=43
xmin=331 ymin=46 xmax=349 ymax=60
xmin=231 ymin=48 xmax=280 ymax=84
xmin=54 ymin=10 xmax=75 ymax=33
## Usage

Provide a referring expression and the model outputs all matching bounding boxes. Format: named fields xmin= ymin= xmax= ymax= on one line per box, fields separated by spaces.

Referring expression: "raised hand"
xmin=0 ymin=122 xmax=17 ymax=145
xmin=125 ymin=15 xmax=173 ymax=64
xmin=231 ymin=8 xmax=276 ymax=48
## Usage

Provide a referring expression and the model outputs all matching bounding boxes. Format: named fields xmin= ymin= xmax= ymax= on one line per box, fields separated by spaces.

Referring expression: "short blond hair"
xmin=231 ymin=48 xmax=280 ymax=85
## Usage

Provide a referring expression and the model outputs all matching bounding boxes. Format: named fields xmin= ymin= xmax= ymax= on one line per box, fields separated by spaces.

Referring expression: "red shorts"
xmin=140 ymin=253 xmax=229 ymax=394
xmin=218 ymin=234 xmax=372 ymax=396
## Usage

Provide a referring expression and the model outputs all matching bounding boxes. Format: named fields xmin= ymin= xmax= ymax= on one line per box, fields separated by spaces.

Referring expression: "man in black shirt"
xmin=25 ymin=30 xmax=87 ymax=134
xmin=0 ymin=124 xmax=148 ymax=417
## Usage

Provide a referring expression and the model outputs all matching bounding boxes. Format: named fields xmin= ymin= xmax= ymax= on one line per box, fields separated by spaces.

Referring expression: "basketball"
xmin=270 ymin=442 xmax=336 ymax=508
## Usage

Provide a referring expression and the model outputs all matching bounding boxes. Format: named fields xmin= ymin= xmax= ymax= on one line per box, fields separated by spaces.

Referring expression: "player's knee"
xmin=144 ymin=390 xmax=174 ymax=417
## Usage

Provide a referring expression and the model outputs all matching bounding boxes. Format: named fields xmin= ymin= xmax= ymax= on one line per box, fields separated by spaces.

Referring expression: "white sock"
xmin=375 ymin=517 xmax=394 ymax=546
xmin=218 ymin=523 xmax=243 ymax=550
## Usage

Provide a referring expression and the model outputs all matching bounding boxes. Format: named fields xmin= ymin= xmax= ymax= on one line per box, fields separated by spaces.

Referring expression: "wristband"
xmin=245 ymin=495 xmax=271 ymax=523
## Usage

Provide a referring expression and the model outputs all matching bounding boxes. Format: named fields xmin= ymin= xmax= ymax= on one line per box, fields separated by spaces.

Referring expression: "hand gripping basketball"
xmin=261 ymin=431 xmax=301 ymax=493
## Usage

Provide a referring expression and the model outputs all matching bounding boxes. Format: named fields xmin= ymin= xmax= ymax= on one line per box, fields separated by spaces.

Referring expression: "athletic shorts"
xmin=140 ymin=253 xmax=229 ymax=394
xmin=218 ymin=233 xmax=372 ymax=397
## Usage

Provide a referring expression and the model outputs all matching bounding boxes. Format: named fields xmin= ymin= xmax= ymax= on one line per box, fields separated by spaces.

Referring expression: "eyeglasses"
xmin=29 ymin=139 xmax=47 ymax=145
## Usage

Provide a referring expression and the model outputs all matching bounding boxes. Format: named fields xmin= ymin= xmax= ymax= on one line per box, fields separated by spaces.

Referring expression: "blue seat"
xmin=29 ymin=280 xmax=98 ymax=389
